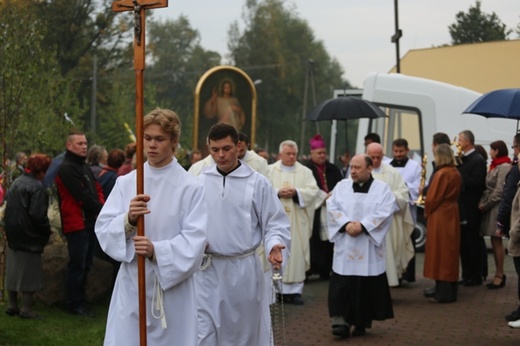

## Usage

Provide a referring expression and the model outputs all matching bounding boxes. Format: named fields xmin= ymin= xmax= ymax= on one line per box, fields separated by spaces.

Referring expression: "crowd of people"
xmin=1 ymin=116 xmax=519 ymax=343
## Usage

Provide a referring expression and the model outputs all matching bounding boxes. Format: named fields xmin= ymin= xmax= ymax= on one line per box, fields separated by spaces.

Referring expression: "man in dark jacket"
xmin=457 ymin=130 xmax=487 ymax=287
xmin=305 ymin=134 xmax=343 ymax=280
xmin=497 ymin=133 xmax=520 ymax=235
xmin=56 ymin=131 xmax=104 ymax=317
xmin=497 ymin=134 xmax=520 ymax=322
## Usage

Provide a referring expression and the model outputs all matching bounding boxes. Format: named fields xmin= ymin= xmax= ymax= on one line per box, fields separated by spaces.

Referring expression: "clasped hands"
xmin=278 ymin=187 xmax=296 ymax=199
xmin=345 ymin=221 xmax=363 ymax=237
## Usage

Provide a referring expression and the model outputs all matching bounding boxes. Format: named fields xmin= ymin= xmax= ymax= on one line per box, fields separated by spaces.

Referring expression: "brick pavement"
xmin=275 ymin=253 xmax=519 ymax=345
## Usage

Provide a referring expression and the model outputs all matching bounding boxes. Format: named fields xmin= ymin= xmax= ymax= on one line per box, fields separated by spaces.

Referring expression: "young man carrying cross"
xmin=95 ymin=108 xmax=207 ymax=345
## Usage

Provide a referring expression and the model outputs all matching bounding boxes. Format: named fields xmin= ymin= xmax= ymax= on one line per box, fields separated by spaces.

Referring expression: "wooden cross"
xmin=112 ymin=0 xmax=168 ymax=70
xmin=111 ymin=2 xmax=168 ymax=346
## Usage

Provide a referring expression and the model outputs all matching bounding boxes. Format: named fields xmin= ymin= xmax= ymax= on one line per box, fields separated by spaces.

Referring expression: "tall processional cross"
xmin=111 ymin=2 xmax=168 ymax=346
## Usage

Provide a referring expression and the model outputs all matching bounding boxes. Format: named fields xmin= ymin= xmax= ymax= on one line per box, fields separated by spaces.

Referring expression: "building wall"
xmin=390 ymin=39 xmax=520 ymax=93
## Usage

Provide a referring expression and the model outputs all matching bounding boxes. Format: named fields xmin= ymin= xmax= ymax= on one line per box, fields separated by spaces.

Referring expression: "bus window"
xmin=368 ymin=104 xmax=423 ymax=161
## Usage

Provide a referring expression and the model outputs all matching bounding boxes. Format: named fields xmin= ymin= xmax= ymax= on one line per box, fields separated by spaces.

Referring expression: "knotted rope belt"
xmin=199 ymin=250 xmax=257 ymax=271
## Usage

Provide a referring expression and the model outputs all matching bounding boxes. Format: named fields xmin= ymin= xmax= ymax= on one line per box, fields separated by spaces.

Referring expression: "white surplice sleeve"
xmin=254 ymin=176 xmax=291 ymax=257
xmin=359 ymin=182 xmax=396 ymax=247
xmin=294 ymin=166 xmax=319 ymax=208
xmin=95 ymin=177 xmax=137 ymax=263
xmin=326 ymin=180 xmax=353 ymax=243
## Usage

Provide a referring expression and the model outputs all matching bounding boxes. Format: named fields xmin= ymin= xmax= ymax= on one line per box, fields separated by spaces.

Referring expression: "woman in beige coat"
xmin=478 ymin=140 xmax=511 ymax=289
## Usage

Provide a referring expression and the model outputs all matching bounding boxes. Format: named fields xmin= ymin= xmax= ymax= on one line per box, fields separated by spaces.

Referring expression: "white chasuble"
xmin=267 ymin=161 xmax=319 ymax=284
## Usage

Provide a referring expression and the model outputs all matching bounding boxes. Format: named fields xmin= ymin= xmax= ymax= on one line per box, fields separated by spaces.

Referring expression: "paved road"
xmin=275 ymin=252 xmax=519 ymax=345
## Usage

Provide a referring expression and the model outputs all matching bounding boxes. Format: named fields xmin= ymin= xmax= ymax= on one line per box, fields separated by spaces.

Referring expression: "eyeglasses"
xmin=512 ymin=145 xmax=519 ymax=149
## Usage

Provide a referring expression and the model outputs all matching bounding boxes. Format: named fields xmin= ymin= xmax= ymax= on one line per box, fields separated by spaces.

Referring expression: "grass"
xmin=0 ymin=297 xmax=110 ymax=346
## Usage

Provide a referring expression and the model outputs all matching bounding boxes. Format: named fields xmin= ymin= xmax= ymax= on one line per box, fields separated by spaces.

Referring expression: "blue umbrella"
xmin=463 ymin=88 xmax=520 ymax=131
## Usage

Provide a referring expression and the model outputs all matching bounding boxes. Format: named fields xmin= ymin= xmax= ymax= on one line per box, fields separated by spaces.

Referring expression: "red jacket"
xmin=56 ymin=151 xmax=104 ymax=234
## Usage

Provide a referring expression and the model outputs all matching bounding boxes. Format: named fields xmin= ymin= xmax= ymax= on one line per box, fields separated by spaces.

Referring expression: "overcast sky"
xmin=152 ymin=0 xmax=519 ymax=88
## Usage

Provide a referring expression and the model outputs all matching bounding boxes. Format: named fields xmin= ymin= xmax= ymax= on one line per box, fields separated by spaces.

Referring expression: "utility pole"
xmin=300 ymin=61 xmax=310 ymax=155
xmin=391 ymin=0 xmax=402 ymax=73
xmin=309 ymin=61 xmax=318 ymax=134
xmin=90 ymin=54 xmax=97 ymax=134
xmin=299 ymin=59 xmax=318 ymax=154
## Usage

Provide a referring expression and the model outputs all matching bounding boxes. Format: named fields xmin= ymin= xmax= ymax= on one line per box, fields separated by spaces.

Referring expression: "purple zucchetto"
xmin=309 ymin=134 xmax=325 ymax=151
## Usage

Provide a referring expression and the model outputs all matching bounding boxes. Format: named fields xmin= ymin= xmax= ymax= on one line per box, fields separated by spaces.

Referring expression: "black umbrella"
xmin=306 ymin=96 xmax=386 ymax=152
xmin=306 ymin=96 xmax=386 ymax=121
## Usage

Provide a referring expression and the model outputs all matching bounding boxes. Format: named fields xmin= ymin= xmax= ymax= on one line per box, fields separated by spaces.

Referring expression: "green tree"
xmin=91 ymin=70 xmax=136 ymax=150
xmin=30 ymin=1 xmax=135 ymax=138
xmin=448 ymin=1 xmax=512 ymax=44
xmin=146 ymin=16 xmax=221 ymax=149
xmin=35 ymin=0 xmax=124 ymax=76
xmin=0 ymin=2 xmax=79 ymax=182
xmin=228 ymin=0 xmax=350 ymax=153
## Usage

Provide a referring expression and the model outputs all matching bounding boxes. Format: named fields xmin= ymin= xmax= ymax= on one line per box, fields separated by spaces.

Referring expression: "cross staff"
xmin=111 ymin=1 xmax=168 ymax=345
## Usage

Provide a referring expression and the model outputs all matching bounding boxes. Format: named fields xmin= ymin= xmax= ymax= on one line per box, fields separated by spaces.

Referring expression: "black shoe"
xmin=505 ymin=309 xmax=520 ymax=322
xmin=457 ymin=279 xmax=467 ymax=285
xmin=5 ymin=308 xmax=20 ymax=317
xmin=352 ymin=326 xmax=366 ymax=336
xmin=19 ymin=311 xmax=45 ymax=320
xmin=70 ymin=307 xmax=95 ymax=318
xmin=423 ymin=287 xmax=436 ymax=298
xmin=463 ymin=279 xmax=482 ymax=287
xmin=281 ymin=294 xmax=293 ymax=304
xmin=291 ymin=294 xmax=304 ymax=305
xmin=487 ymin=275 xmax=506 ymax=289
xmin=319 ymin=272 xmax=331 ymax=280
xmin=332 ymin=324 xmax=350 ymax=338
xmin=428 ymin=297 xmax=456 ymax=304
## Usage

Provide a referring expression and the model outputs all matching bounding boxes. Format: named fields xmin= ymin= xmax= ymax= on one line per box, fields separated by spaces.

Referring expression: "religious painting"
xmin=194 ymin=66 xmax=257 ymax=156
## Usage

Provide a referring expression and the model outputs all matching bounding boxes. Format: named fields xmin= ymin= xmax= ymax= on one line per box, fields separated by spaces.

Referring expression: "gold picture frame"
xmin=194 ymin=66 xmax=257 ymax=156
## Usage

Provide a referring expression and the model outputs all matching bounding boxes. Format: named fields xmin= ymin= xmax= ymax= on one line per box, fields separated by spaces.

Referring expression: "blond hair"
xmin=434 ymin=143 xmax=456 ymax=167
xmin=143 ymin=108 xmax=181 ymax=142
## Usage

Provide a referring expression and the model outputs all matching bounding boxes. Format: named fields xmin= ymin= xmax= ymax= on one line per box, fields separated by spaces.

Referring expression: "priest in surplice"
xmin=327 ymin=154 xmax=395 ymax=339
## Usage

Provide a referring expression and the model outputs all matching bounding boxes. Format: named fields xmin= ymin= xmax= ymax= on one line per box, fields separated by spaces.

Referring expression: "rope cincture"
xmin=151 ymin=275 xmax=167 ymax=329
xmin=199 ymin=250 xmax=256 ymax=271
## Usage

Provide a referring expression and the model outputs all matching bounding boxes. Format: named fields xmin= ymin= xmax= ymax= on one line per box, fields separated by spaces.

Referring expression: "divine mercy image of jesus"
xmin=203 ymin=79 xmax=245 ymax=130
xmin=194 ymin=66 xmax=256 ymax=156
